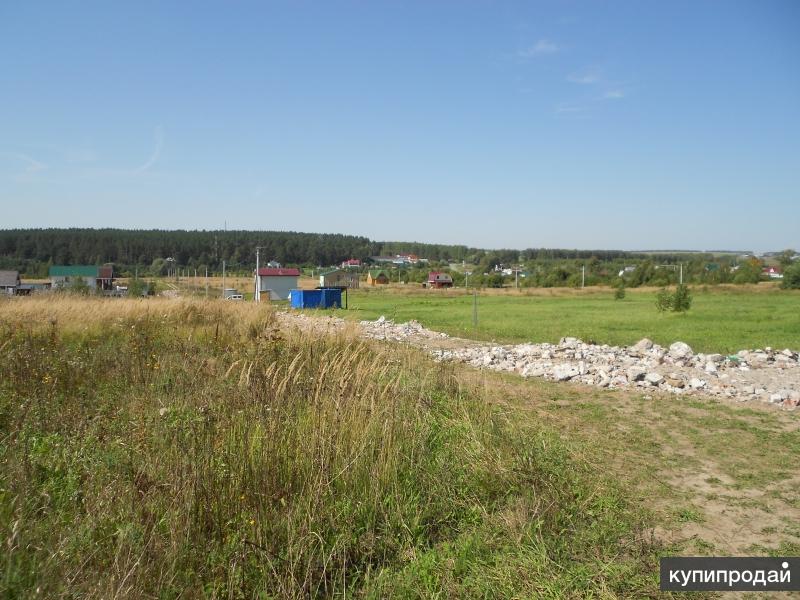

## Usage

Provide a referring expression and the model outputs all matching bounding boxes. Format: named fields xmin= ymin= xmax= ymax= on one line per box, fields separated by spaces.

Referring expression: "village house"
xmin=427 ymin=272 xmax=453 ymax=289
xmin=340 ymin=259 xmax=361 ymax=269
xmin=319 ymin=269 xmax=360 ymax=288
xmin=255 ymin=267 xmax=300 ymax=300
xmin=49 ymin=265 xmax=114 ymax=290
xmin=0 ymin=270 xmax=20 ymax=295
xmin=763 ymin=266 xmax=784 ymax=279
xmin=366 ymin=269 xmax=390 ymax=285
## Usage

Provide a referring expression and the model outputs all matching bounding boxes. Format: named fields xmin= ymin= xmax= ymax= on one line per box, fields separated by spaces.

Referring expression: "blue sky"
xmin=1 ymin=1 xmax=798 ymax=251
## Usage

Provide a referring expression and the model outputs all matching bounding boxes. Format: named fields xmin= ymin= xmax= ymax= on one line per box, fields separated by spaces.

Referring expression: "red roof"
xmin=257 ymin=268 xmax=300 ymax=277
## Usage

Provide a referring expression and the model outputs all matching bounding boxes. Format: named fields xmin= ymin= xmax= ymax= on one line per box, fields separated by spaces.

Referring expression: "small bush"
xmin=655 ymin=288 xmax=672 ymax=312
xmin=672 ymin=284 xmax=692 ymax=312
xmin=655 ymin=285 xmax=692 ymax=313
xmin=614 ymin=280 xmax=626 ymax=300
xmin=782 ymin=263 xmax=800 ymax=289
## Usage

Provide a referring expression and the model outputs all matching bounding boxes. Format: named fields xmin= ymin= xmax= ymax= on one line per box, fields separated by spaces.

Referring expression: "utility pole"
xmin=680 ymin=263 xmax=683 ymax=285
xmin=582 ymin=265 xmax=585 ymax=288
xmin=515 ymin=266 xmax=519 ymax=289
xmin=255 ymin=247 xmax=261 ymax=302
xmin=472 ymin=290 xmax=478 ymax=328
xmin=205 ymin=267 xmax=208 ymax=298
xmin=222 ymin=260 xmax=226 ymax=298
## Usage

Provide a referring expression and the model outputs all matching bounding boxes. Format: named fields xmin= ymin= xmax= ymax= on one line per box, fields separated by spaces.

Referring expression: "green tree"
xmin=128 ymin=278 xmax=148 ymax=297
xmin=671 ymin=284 xmax=692 ymax=312
xmin=614 ymin=280 xmax=626 ymax=300
xmin=778 ymin=249 xmax=797 ymax=270
xmin=655 ymin=288 xmax=672 ymax=312
xmin=733 ymin=258 xmax=763 ymax=284
xmin=782 ymin=262 xmax=800 ymax=289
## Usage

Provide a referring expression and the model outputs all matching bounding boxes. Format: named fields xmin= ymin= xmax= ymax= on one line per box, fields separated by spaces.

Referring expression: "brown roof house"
xmin=427 ymin=272 xmax=453 ymax=288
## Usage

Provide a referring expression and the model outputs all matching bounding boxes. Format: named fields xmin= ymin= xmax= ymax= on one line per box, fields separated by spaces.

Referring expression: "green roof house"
xmin=49 ymin=265 xmax=114 ymax=290
xmin=366 ymin=269 xmax=389 ymax=286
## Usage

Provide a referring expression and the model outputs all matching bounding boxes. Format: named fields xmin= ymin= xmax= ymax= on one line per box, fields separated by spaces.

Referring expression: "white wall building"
xmin=256 ymin=267 xmax=300 ymax=300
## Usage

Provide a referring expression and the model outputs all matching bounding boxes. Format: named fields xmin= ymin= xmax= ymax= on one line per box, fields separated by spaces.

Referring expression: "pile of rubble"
xmin=359 ymin=315 xmax=450 ymax=342
xmin=358 ymin=316 xmax=800 ymax=409
xmin=278 ymin=312 xmax=799 ymax=409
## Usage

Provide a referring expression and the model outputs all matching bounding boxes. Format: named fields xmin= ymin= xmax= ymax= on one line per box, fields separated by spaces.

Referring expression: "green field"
xmin=343 ymin=285 xmax=800 ymax=353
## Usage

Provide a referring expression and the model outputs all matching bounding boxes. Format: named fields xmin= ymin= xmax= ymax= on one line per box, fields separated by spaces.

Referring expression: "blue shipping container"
xmin=290 ymin=288 xmax=342 ymax=309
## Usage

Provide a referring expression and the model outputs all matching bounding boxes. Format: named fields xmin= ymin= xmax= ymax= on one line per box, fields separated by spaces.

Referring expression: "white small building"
xmin=256 ymin=267 xmax=300 ymax=300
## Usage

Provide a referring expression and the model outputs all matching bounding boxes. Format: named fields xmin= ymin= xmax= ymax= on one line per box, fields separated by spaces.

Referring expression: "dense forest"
xmin=0 ymin=229 xmax=376 ymax=276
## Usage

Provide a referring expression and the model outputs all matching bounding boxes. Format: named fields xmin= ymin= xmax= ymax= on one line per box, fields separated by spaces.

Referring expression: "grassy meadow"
xmin=343 ymin=284 xmax=800 ymax=353
xmin=0 ymin=296 xmax=667 ymax=598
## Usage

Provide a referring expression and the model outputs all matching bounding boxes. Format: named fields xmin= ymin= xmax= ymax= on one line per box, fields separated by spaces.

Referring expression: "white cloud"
xmin=554 ymin=102 xmax=585 ymax=114
xmin=567 ymin=69 xmax=601 ymax=84
xmin=2 ymin=152 xmax=46 ymax=174
xmin=603 ymin=90 xmax=625 ymax=99
xmin=518 ymin=39 xmax=560 ymax=58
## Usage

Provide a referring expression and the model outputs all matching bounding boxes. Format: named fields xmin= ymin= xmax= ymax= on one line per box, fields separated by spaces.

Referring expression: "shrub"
xmin=672 ymin=284 xmax=692 ymax=312
xmin=782 ymin=263 xmax=800 ymax=289
xmin=614 ymin=280 xmax=625 ymax=300
xmin=127 ymin=278 xmax=148 ymax=297
xmin=655 ymin=285 xmax=692 ymax=313
xmin=655 ymin=288 xmax=672 ymax=312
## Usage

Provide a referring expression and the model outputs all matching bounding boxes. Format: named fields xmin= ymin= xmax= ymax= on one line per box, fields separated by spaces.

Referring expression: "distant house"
xmin=427 ymin=272 xmax=453 ymax=289
xmin=266 ymin=260 xmax=282 ymax=268
xmin=369 ymin=256 xmax=396 ymax=264
xmin=320 ymin=269 xmax=360 ymax=288
xmin=366 ymin=269 xmax=390 ymax=285
xmin=763 ymin=266 xmax=783 ymax=279
xmin=256 ymin=267 xmax=300 ymax=300
xmin=0 ymin=270 xmax=20 ymax=295
xmin=341 ymin=259 xmax=361 ymax=269
xmin=49 ymin=265 xmax=114 ymax=290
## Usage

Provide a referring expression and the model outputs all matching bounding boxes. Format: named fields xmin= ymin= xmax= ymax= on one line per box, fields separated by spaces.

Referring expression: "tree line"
xmin=0 ymin=229 xmax=794 ymax=289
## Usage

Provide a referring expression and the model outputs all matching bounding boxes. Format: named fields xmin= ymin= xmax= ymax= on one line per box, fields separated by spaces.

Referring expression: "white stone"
xmin=645 ymin=372 xmax=664 ymax=385
xmin=627 ymin=366 xmax=647 ymax=381
xmin=553 ymin=364 xmax=579 ymax=381
xmin=669 ymin=342 xmax=693 ymax=360
xmin=632 ymin=338 xmax=654 ymax=353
